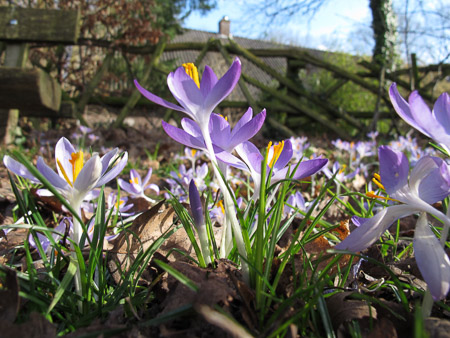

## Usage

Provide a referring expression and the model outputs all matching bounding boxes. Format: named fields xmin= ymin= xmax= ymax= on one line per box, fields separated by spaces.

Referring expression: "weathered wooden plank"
xmin=0 ymin=7 xmax=80 ymax=43
xmin=0 ymin=67 xmax=61 ymax=114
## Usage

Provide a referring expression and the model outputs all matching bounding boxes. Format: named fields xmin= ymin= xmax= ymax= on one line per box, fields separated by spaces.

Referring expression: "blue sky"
xmin=183 ymin=0 xmax=372 ymax=53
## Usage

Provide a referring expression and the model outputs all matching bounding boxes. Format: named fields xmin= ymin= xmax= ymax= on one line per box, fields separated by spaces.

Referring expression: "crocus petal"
xmin=209 ymin=114 xmax=231 ymax=150
xmin=189 ymin=180 xmax=204 ymax=228
xmin=433 ymin=92 xmax=450 ymax=135
xmin=292 ymin=158 xmax=328 ymax=180
xmin=379 ymin=146 xmax=409 ymax=195
xmin=351 ymin=215 xmax=369 ymax=227
xmin=96 ymin=152 xmax=128 ymax=187
xmin=168 ymin=67 xmax=205 ymax=120
xmin=134 ymin=79 xmax=186 ymax=113
xmin=3 ymin=155 xmax=40 ymax=183
xmin=74 ymin=155 xmax=102 ymax=192
xmin=236 ymin=141 xmax=264 ymax=175
xmin=231 ymin=107 xmax=253 ymax=136
xmin=36 ymin=157 xmax=70 ymax=190
xmin=414 ymin=213 xmax=450 ymax=300
xmin=162 ymin=121 xmax=206 ymax=149
xmin=389 ymin=83 xmax=431 ymax=137
xmin=203 ymin=58 xmax=241 ymax=118
xmin=229 ymin=109 xmax=266 ymax=150
xmin=84 ymin=190 xmax=100 ymax=201
xmin=273 ymin=139 xmax=293 ymax=171
xmin=142 ymin=168 xmax=153 ymax=187
xmin=36 ymin=189 xmax=53 ymax=197
xmin=271 ymin=167 xmax=290 ymax=183
xmin=180 ymin=118 xmax=203 ymax=138
xmin=412 ymin=157 xmax=450 ymax=204
xmin=145 ymin=183 xmax=160 ymax=194
xmin=409 ymin=91 xmax=445 ymax=138
xmin=200 ymin=65 xmax=218 ymax=98
xmin=118 ymin=179 xmax=140 ymax=195
xmin=55 ymin=137 xmax=76 ymax=182
xmin=335 ymin=205 xmax=418 ymax=252
xmin=214 ymin=145 xmax=248 ymax=171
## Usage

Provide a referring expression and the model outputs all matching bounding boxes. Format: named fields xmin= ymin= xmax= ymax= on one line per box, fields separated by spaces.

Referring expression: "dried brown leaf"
xmin=425 ymin=317 xmax=450 ymax=338
xmin=107 ymin=200 xmax=175 ymax=283
xmin=327 ymin=292 xmax=377 ymax=332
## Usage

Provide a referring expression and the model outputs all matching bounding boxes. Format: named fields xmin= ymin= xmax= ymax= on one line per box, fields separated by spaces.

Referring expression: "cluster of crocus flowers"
xmin=135 ymin=58 xmax=330 ymax=283
xmin=136 ymin=59 xmax=252 ymax=280
xmin=336 ymin=145 xmax=450 ymax=301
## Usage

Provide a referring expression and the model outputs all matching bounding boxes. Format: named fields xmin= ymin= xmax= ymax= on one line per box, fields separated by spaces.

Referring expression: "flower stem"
xmin=71 ymin=203 xmax=83 ymax=312
xmin=422 ymin=289 xmax=433 ymax=318
xmin=201 ymin=126 xmax=249 ymax=283
xmin=198 ymin=225 xmax=212 ymax=265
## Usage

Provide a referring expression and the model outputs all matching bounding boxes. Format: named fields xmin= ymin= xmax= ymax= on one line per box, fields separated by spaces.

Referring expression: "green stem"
xmin=71 ymin=202 xmax=83 ymax=311
xmin=201 ymin=125 xmax=249 ymax=283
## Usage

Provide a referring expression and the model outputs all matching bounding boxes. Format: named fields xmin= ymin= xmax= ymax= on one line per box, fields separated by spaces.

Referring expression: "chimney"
xmin=219 ymin=16 xmax=230 ymax=37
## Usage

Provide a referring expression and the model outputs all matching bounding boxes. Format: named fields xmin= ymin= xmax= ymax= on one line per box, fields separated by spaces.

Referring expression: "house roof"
xmin=161 ymin=28 xmax=290 ymax=102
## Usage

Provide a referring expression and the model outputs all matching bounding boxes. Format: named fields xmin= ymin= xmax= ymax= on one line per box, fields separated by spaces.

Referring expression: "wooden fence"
xmin=1 ymin=6 xmax=449 ymax=143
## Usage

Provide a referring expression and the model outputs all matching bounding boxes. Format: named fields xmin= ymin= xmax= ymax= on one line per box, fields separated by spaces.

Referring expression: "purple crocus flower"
xmin=283 ymin=191 xmax=312 ymax=219
xmin=135 ymin=59 xmax=241 ymax=129
xmin=323 ymin=162 xmax=359 ymax=183
xmin=107 ymin=193 xmax=134 ymax=217
xmin=118 ymin=168 xmax=159 ymax=202
xmin=234 ymin=140 xmax=328 ymax=200
xmin=3 ymin=137 xmax=128 ymax=244
xmin=389 ymin=83 xmax=450 ymax=152
xmin=336 ymin=145 xmax=450 ymax=300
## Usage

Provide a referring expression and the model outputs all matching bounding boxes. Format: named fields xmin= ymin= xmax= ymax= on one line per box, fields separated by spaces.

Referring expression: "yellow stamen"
xmin=69 ymin=151 xmax=84 ymax=184
xmin=218 ymin=200 xmax=225 ymax=214
xmin=366 ymin=191 xmax=399 ymax=202
xmin=182 ymin=63 xmax=200 ymax=88
xmin=115 ymin=199 xmax=124 ymax=209
xmin=129 ymin=177 xmax=139 ymax=184
xmin=338 ymin=164 xmax=347 ymax=175
xmin=57 ymin=151 xmax=84 ymax=187
xmin=267 ymin=141 xmax=285 ymax=168
xmin=219 ymin=114 xmax=228 ymax=121
xmin=372 ymin=172 xmax=385 ymax=190
xmin=191 ymin=149 xmax=197 ymax=157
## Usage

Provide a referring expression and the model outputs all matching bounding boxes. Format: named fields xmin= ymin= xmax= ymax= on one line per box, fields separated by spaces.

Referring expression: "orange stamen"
xmin=182 ymin=63 xmax=200 ymax=88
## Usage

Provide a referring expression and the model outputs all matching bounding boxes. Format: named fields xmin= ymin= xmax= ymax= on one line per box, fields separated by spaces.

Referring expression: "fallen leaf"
xmin=425 ymin=317 xmax=450 ymax=338
xmin=107 ymin=200 xmax=176 ymax=284
xmin=326 ymin=292 xmax=377 ymax=333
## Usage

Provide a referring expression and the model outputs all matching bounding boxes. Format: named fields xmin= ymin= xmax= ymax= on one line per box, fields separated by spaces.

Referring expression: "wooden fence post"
xmin=0 ymin=43 xmax=28 ymax=144
xmin=0 ymin=6 xmax=80 ymax=144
